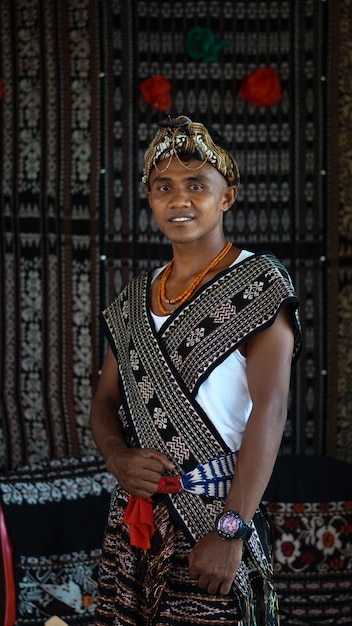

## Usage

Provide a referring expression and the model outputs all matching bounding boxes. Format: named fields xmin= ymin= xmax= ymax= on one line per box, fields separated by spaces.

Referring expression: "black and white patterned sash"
xmin=101 ymin=252 xmax=301 ymax=598
xmin=159 ymin=252 xmax=301 ymax=394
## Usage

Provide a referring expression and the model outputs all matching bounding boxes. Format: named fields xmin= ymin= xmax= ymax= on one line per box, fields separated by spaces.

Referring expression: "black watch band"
xmin=215 ymin=510 xmax=253 ymax=541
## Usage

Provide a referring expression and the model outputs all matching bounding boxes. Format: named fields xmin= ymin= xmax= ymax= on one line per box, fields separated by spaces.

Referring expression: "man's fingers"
xmin=219 ymin=580 xmax=233 ymax=596
xmin=140 ymin=450 xmax=175 ymax=472
xmin=149 ymin=450 xmax=175 ymax=470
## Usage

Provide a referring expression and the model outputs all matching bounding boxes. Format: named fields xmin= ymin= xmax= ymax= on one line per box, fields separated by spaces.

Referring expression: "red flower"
xmin=340 ymin=522 xmax=352 ymax=535
xmin=285 ymin=517 xmax=301 ymax=531
xmin=321 ymin=531 xmax=335 ymax=549
xmin=281 ymin=541 xmax=295 ymax=558
xmin=301 ymin=552 xmax=315 ymax=565
xmin=239 ymin=67 xmax=282 ymax=107
xmin=293 ymin=502 xmax=305 ymax=513
xmin=0 ymin=78 xmax=4 ymax=101
xmin=267 ymin=501 xmax=279 ymax=513
xmin=139 ymin=74 xmax=172 ymax=112
xmin=329 ymin=558 xmax=344 ymax=571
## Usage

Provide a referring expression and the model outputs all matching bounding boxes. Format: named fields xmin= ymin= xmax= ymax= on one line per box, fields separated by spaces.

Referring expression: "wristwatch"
xmin=215 ymin=510 xmax=253 ymax=541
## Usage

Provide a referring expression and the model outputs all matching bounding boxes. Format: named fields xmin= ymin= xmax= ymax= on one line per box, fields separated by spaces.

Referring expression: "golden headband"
xmin=142 ymin=116 xmax=240 ymax=187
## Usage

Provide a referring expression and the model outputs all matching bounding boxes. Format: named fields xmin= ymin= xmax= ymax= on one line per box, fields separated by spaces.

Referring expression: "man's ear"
xmin=222 ymin=186 xmax=237 ymax=212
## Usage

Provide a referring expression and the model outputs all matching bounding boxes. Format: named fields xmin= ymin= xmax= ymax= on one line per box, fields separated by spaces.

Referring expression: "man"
xmin=90 ymin=116 xmax=301 ymax=625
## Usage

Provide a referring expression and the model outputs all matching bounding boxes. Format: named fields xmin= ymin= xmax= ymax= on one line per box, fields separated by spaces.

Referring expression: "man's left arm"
xmin=188 ymin=305 xmax=295 ymax=595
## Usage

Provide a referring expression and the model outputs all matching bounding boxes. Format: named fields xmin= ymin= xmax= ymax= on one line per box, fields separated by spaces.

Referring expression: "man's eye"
xmin=190 ymin=184 xmax=203 ymax=190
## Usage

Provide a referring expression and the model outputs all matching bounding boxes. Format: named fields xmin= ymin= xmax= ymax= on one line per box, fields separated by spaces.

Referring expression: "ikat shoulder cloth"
xmin=101 ymin=252 xmax=301 ymax=602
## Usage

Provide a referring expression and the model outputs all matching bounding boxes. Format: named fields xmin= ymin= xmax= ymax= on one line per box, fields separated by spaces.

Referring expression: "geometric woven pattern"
xmin=1 ymin=0 xmax=349 ymax=469
xmin=332 ymin=0 xmax=352 ymax=462
xmin=100 ymin=1 xmax=329 ymax=457
xmin=0 ymin=0 xmax=101 ymax=470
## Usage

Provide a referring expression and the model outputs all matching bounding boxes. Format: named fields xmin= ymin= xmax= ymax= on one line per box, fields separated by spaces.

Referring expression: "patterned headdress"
xmin=142 ymin=115 xmax=240 ymax=187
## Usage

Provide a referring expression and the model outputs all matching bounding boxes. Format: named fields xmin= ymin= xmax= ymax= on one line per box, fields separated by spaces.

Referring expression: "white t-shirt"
xmin=151 ymin=249 xmax=254 ymax=451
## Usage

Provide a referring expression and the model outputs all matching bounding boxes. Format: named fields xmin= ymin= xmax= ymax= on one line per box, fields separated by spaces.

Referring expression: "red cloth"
xmin=123 ymin=495 xmax=155 ymax=549
xmin=157 ymin=475 xmax=182 ymax=494
xmin=123 ymin=476 xmax=183 ymax=549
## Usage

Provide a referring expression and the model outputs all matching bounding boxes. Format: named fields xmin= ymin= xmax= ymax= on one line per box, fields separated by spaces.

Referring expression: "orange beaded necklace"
xmin=157 ymin=240 xmax=232 ymax=315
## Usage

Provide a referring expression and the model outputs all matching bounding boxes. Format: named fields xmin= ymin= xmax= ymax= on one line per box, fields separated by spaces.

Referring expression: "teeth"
xmin=172 ymin=217 xmax=192 ymax=222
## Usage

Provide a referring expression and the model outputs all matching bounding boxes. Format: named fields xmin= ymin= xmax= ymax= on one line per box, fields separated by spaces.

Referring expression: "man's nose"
xmin=168 ymin=188 xmax=191 ymax=207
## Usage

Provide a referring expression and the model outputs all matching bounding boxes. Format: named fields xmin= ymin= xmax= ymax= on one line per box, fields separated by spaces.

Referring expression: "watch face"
xmin=219 ymin=514 xmax=240 ymax=535
xmin=216 ymin=511 xmax=252 ymax=541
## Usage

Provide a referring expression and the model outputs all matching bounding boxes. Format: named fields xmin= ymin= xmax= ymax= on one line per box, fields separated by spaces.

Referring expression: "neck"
xmin=157 ymin=240 xmax=233 ymax=315
xmin=170 ymin=238 xmax=229 ymax=277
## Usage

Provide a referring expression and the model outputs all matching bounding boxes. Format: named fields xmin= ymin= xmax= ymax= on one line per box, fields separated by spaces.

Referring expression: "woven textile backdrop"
xmin=99 ymin=0 xmax=328 ymax=458
xmin=0 ymin=0 xmax=348 ymax=472
xmin=0 ymin=0 xmax=102 ymax=470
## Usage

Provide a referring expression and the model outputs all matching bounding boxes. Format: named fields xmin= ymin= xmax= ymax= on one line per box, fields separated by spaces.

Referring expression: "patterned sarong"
xmin=97 ymin=253 xmax=301 ymax=625
xmin=97 ymin=489 xmax=278 ymax=626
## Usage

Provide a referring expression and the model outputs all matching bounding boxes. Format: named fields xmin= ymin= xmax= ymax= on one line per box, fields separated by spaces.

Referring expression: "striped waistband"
xmin=157 ymin=450 xmax=238 ymax=497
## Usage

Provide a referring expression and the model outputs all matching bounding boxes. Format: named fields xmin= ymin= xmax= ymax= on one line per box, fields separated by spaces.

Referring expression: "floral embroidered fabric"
xmin=264 ymin=456 xmax=352 ymax=625
xmin=268 ymin=501 xmax=352 ymax=625
xmin=0 ymin=456 xmax=116 ymax=625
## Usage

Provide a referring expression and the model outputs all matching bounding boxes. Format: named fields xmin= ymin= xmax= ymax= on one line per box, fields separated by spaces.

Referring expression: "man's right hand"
xmin=106 ymin=447 xmax=175 ymax=498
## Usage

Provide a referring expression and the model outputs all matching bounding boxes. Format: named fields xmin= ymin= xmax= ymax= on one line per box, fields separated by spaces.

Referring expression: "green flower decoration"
xmin=186 ymin=26 xmax=228 ymax=63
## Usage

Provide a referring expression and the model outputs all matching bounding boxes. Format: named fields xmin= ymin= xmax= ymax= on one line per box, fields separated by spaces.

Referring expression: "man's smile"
xmin=169 ymin=216 xmax=194 ymax=222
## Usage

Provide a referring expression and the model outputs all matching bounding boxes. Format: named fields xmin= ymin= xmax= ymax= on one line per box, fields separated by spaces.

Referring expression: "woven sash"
xmin=102 ymin=252 xmax=301 ymax=599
